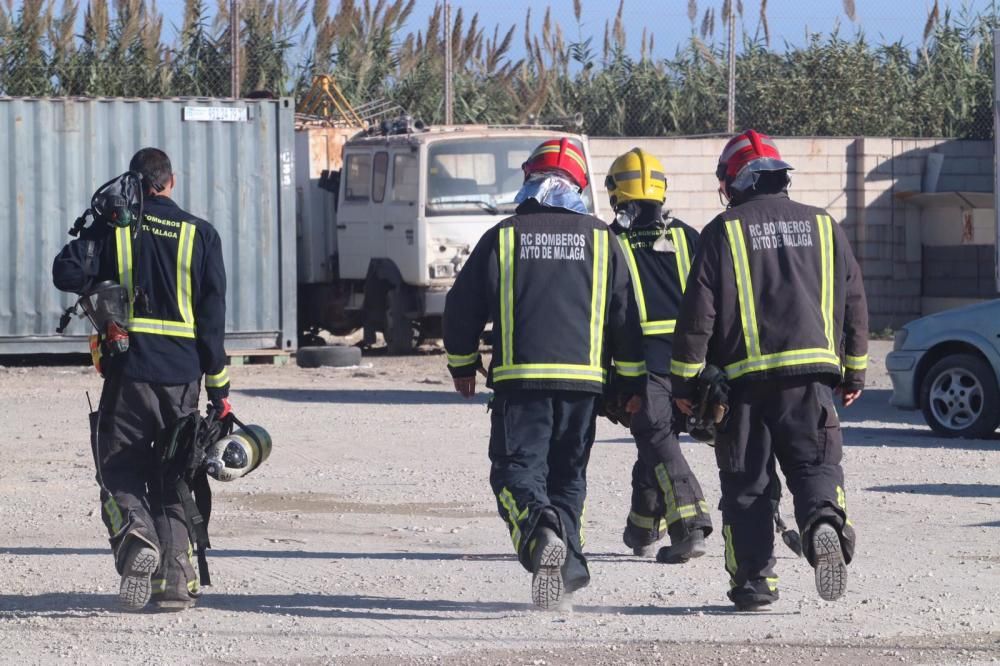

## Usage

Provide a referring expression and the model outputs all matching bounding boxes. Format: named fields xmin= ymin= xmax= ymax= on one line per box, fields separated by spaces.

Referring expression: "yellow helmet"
xmin=605 ymin=148 xmax=667 ymax=208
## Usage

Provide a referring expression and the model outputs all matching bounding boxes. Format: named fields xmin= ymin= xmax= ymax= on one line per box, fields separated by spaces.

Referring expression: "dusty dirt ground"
xmin=1 ymin=340 xmax=999 ymax=665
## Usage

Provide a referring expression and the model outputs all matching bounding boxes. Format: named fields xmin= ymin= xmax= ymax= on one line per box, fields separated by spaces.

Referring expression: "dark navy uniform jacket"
xmin=53 ymin=195 xmax=230 ymax=398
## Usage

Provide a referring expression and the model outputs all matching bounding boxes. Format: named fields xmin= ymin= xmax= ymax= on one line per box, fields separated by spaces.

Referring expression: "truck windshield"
xmin=426 ymin=137 xmax=595 ymax=216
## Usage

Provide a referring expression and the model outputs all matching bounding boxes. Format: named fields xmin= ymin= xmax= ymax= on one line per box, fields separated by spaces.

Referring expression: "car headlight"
xmin=893 ymin=328 xmax=909 ymax=351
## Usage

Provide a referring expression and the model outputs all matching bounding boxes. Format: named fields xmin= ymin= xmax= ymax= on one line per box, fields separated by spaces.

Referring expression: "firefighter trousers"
xmin=715 ymin=375 xmax=856 ymax=600
xmin=92 ymin=376 xmax=200 ymax=599
xmin=627 ymin=372 xmax=713 ymax=544
xmin=488 ymin=390 xmax=598 ymax=593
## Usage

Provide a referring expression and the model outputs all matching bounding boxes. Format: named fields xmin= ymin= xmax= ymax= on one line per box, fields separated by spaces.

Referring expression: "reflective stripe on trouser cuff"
xmin=615 ymin=359 xmax=646 ymax=377
xmin=104 ymin=497 xmax=124 ymax=533
xmin=844 ymin=354 xmax=867 ymax=371
xmin=628 ymin=511 xmax=667 ymax=533
xmin=493 ymin=364 xmax=606 ymax=383
xmin=664 ymin=501 xmax=711 ymax=527
xmin=641 ymin=319 xmax=676 ymax=335
xmin=670 ymin=359 xmax=704 ymax=378
xmin=206 ymin=367 xmax=230 ymax=388
xmin=498 ymin=487 xmax=529 ymax=552
xmin=129 ymin=318 xmax=196 ymax=338
xmin=446 ymin=352 xmax=479 ymax=368
xmin=724 ymin=348 xmax=841 ymax=380
xmin=723 ymin=524 xmax=738 ymax=581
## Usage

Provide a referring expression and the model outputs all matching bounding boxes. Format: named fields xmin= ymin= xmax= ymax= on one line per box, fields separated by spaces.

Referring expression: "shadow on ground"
xmin=0 ymin=591 xmax=766 ymax=620
xmin=0 ymin=547 xmax=512 ymax=562
xmin=866 ymin=483 xmax=1000 ymax=498
xmin=236 ymin=388 xmax=487 ymax=406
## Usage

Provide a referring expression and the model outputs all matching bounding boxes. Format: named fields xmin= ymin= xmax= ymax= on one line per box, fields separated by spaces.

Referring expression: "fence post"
xmin=444 ymin=0 xmax=454 ymax=125
xmin=231 ymin=0 xmax=241 ymax=98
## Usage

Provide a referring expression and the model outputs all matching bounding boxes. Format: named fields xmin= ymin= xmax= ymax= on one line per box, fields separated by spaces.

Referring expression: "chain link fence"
xmin=0 ymin=0 xmax=995 ymax=139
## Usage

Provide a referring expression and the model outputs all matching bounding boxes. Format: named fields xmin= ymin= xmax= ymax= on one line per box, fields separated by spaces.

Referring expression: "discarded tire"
xmin=295 ymin=345 xmax=362 ymax=368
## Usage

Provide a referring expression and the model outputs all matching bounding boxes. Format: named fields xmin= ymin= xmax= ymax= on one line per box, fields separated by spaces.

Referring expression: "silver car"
xmin=886 ymin=300 xmax=1000 ymax=438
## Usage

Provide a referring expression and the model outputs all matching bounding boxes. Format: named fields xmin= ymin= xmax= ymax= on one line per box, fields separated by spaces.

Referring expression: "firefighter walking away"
xmin=603 ymin=148 xmax=713 ymax=562
xmin=671 ymin=130 xmax=868 ymax=611
xmin=53 ymin=148 xmax=231 ymax=612
xmin=444 ymin=138 xmax=645 ymax=610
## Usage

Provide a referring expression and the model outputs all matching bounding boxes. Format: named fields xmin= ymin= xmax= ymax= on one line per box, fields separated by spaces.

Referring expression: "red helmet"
xmin=522 ymin=138 xmax=589 ymax=190
xmin=716 ymin=129 xmax=793 ymax=191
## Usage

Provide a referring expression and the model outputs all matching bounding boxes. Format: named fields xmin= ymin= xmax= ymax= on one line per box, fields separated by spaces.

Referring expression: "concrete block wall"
xmin=588 ymin=135 xmax=994 ymax=330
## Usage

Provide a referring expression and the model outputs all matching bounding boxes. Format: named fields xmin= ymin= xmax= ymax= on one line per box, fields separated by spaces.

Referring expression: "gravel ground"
xmin=1 ymin=340 xmax=998 ymax=665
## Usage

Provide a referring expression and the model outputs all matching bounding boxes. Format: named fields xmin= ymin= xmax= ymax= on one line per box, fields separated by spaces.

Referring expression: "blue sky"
xmin=31 ymin=0 xmax=1000 ymax=57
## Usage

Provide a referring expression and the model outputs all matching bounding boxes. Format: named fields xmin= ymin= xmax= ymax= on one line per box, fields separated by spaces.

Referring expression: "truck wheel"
xmin=384 ymin=288 xmax=419 ymax=355
xmin=296 ymin=345 xmax=362 ymax=368
xmin=919 ymin=353 xmax=1000 ymax=438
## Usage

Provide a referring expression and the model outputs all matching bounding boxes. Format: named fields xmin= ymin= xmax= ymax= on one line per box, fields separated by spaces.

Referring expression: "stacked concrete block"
xmin=587 ymin=134 xmax=994 ymax=330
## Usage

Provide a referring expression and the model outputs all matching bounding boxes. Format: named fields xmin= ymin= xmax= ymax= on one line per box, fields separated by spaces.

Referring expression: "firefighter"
xmin=604 ymin=148 xmax=713 ymax=562
xmin=444 ymin=138 xmax=646 ymax=610
xmin=670 ymin=130 xmax=868 ymax=611
xmin=52 ymin=148 xmax=230 ymax=612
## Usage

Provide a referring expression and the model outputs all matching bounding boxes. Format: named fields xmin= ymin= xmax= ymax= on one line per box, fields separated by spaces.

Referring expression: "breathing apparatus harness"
xmin=155 ymin=407 xmax=268 ymax=586
xmin=59 ymin=171 xmax=146 ymax=374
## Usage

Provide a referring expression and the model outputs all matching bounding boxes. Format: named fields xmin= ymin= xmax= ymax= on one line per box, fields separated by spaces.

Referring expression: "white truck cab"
xmin=298 ymin=121 xmax=600 ymax=353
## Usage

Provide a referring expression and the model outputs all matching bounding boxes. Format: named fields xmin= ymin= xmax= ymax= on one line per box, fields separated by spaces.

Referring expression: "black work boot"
xmin=151 ymin=550 xmax=200 ymax=612
xmin=622 ymin=523 xmax=661 ymax=558
xmin=728 ymin=578 xmax=779 ymax=611
xmin=118 ymin=539 xmax=160 ymax=611
xmin=811 ymin=522 xmax=848 ymax=601
xmin=656 ymin=528 xmax=707 ymax=564
xmin=529 ymin=526 xmax=566 ymax=610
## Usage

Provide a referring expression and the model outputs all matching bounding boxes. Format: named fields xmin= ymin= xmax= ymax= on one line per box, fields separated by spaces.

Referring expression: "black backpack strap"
xmin=176 ymin=471 xmax=212 ymax=586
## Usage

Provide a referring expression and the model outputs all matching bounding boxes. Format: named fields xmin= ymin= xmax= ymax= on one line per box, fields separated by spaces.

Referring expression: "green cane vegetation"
xmin=0 ymin=0 xmax=995 ymax=138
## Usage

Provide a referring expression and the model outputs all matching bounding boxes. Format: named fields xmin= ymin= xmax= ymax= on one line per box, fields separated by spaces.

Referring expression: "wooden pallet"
xmin=227 ymin=348 xmax=291 ymax=367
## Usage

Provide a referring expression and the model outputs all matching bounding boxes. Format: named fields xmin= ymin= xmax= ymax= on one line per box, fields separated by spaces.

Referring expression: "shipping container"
xmin=0 ymin=97 xmax=297 ymax=354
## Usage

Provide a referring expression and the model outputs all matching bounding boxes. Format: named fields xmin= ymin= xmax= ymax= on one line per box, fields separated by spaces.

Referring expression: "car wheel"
xmin=295 ymin=345 xmax=362 ymax=368
xmin=919 ymin=353 xmax=1000 ymax=438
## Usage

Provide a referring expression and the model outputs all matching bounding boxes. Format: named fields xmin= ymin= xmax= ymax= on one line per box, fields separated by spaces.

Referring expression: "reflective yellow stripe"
xmin=115 ymin=227 xmax=134 ymax=315
xmin=670 ymin=358 xmax=704 ymax=378
xmin=118 ymin=219 xmax=200 ymax=338
xmin=725 ymin=219 xmax=760 ymax=359
xmin=642 ymin=319 xmax=676 ymax=336
xmin=580 ymin=502 xmax=586 ymax=548
xmin=498 ymin=487 xmax=529 ymax=551
xmin=844 ymin=354 xmax=868 ymax=371
xmin=493 ymin=363 xmax=606 ymax=383
xmin=836 ymin=485 xmax=847 ymax=511
xmin=499 ymin=227 xmax=515 ymax=367
xmin=672 ymin=227 xmax=691 ymax=292
xmin=723 ymin=524 xmax=737 ymax=580
xmin=590 ymin=229 xmax=609 ymax=368
xmin=617 ymin=236 xmax=647 ymax=322
xmin=177 ymin=222 xmax=196 ymax=324
xmin=615 ymin=359 xmax=646 ymax=377
xmin=766 ymin=577 xmax=779 ymax=591
xmin=447 ymin=351 xmax=479 ymax=367
xmin=128 ymin=318 xmax=197 ymax=339
xmin=664 ymin=502 xmax=709 ymax=525
xmin=722 ymin=217 xmax=840 ymax=380
xmin=817 ymin=215 xmax=835 ymax=354
xmin=206 ymin=367 xmax=230 ymax=388
xmin=628 ymin=511 xmax=667 ymax=533
xmin=151 ymin=578 xmax=167 ymax=594
xmin=654 ymin=463 xmax=679 ymax=526
xmin=529 ymin=144 xmax=587 ymax=172
xmin=103 ymin=497 xmax=123 ymax=533
xmin=724 ymin=348 xmax=842 ymax=380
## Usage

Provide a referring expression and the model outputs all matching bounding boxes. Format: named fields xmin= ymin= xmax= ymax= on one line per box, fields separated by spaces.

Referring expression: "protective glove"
xmin=212 ymin=397 xmax=232 ymax=420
